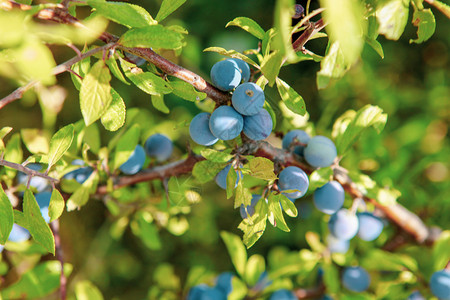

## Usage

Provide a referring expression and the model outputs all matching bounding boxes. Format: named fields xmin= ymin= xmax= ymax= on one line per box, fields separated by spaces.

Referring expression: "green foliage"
xmin=0 ymin=186 xmax=14 ymax=244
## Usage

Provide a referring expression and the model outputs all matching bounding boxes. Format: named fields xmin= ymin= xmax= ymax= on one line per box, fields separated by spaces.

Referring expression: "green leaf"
xmin=113 ymin=124 xmax=140 ymax=170
xmin=101 ymin=88 xmax=126 ymax=132
xmin=316 ymin=42 xmax=350 ymax=89
xmin=106 ymin=57 xmax=129 ymax=85
xmin=48 ymin=189 xmax=64 ymax=222
xmin=23 ymin=190 xmax=55 ymax=254
xmin=238 ymin=199 xmax=268 ymax=248
xmin=203 ymin=47 xmax=258 ymax=67
xmin=87 ymin=0 xmax=156 ymax=28
xmin=247 ymin=157 xmax=277 ymax=181
xmin=21 ymin=129 xmax=50 ymax=154
xmin=220 ymin=231 xmax=247 ymax=277
xmin=410 ymin=8 xmax=436 ymax=44
xmin=278 ymin=194 xmax=297 ymax=217
xmin=276 ymin=78 xmax=306 ymax=116
xmin=151 ymin=94 xmax=170 ymax=114
xmin=361 ymin=249 xmax=418 ymax=272
xmin=228 ymin=277 xmax=248 ymax=300
xmin=75 ymin=280 xmax=104 ymax=300
xmin=83 ymin=123 xmax=101 ymax=154
xmin=170 ymin=79 xmax=206 ymax=102
xmin=335 ymin=104 xmax=387 ymax=154
xmin=155 ymin=0 xmax=186 ymax=22
xmin=121 ymin=61 xmax=172 ymax=95
xmin=66 ymin=171 xmax=98 ymax=211
xmin=260 ymin=51 xmax=283 ymax=86
xmin=80 ymin=60 xmax=113 ymax=126
xmin=273 ymin=0 xmax=295 ymax=60
xmin=308 ymin=167 xmax=333 ymax=192
xmin=320 ymin=0 xmax=366 ymax=64
xmin=226 ymin=17 xmax=265 ymax=40
xmin=376 ymin=0 xmax=409 ymax=40
xmin=0 ymin=186 xmax=14 ymax=244
xmin=322 ymin=262 xmax=340 ymax=293
xmin=244 ymin=254 xmax=265 ymax=286
xmin=268 ymin=193 xmax=290 ymax=232
xmin=192 ymin=160 xmax=226 ymax=184
xmin=227 ymin=167 xmax=238 ymax=199
xmin=234 ymin=180 xmax=252 ymax=209
xmin=131 ymin=212 xmax=161 ymax=250
xmin=365 ymin=37 xmax=385 ymax=59
xmin=71 ymin=55 xmax=90 ymax=91
xmin=4 ymin=133 xmax=23 ymax=178
xmin=119 ymin=25 xmax=184 ymax=50
xmin=47 ymin=124 xmax=74 ymax=168
xmin=433 ymin=230 xmax=450 ymax=270
xmin=200 ymin=148 xmax=233 ymax=163
xmin=0 ymin=261 xmax=73 ymax=299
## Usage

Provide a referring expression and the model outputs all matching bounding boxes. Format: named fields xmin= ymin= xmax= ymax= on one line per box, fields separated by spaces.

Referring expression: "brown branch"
xmin=292 ymin=19 xmax=325 ymax=52
xmin=49 ymin=220 xmax=67 ymax=300
xmin=0 ymin=81 xmax=38 ymax=110
xmin=293 ymin=282 xmax=326 ymax=299
xmin=0 ymin=159 xmax=59 ymax=182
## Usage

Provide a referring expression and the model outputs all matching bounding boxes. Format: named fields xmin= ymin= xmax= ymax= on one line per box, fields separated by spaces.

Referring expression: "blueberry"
xmin=144 ymin=134 xmax=173 ymax=162
xmin=63 ymin=160 xmax=93 ymax=184
xmin=230 ymin=58 xmax=250 ymax=82
xmin=209 ymin=106 xmax=244 ymax=141
xmin=293 ymin=4 xmax=305 ymax=18
xmin=269 ymin=289 xmax=296 ymax=300
xmin=328 ymin=209 xmax=359 ymax=240
xmin=326 ymin=234 xmax=350 ymax=254
xmin=215 ymin=272 xmax=234 ymax=295
xmin=240 ymin=194 xmax=261 ymax=219
xmin=210 ymin=59 xmax=241 ymax=91
xmin=430 ymin=270 xmax=450 ymax=300
xmin=304 ymin=136 xmax=337 ymax=168
xmin=313 ymin=181 xmax=345 ymax=215
xmin=342 ymin=266 xmax=370 ymax=292
xmin=215 ymin=164 xmax=242 ymax=190
xmin=231 ymin=82 xmax=264 ymax=116
xmin=189 ymin=112 xmax=219 ymax=146
xmin=282 ymin=130 xmax=311 ymax=156
xmin=8 ymin=224 xmax=30 ymax=243
xmin=187 ymin=284 xmax=227 ymax=300
xmin=35 ymin=191 xmax=52 ymax=223
xmin=242 ymin=108 xmax=272 ymax=141
xmin=357 ymin=212 xmax=384 ymax=241
xmin=254 ymin=271 xmax=272 ymax=291
xmin=119 ymin=145 xmax=146 ymax=175
xmin=407 ymin=291 xmax=426 ymax=300
xmin=17 ymin=163 xmax=49 ymax=192
xmin=278 ymin=166 xmax=309 ymax=200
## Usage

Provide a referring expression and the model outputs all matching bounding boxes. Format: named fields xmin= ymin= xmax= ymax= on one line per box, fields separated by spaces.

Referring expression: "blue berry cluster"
xmin=190 ymin=58 xmax=273 ymax=146
xmin=187 ymin=272 xmax=234 ymax=300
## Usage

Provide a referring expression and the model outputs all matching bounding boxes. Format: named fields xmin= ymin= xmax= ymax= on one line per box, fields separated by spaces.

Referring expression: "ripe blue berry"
xmin=430 ymin=270 xmax=450 ymax=300
xmin=63 ymin=159 xmax=94 ymax=184
xmin=35 ymin=191 xmax=52 ymax=223
xmin=210 ymin=59 xmax=241 ymax=91
xmin=240 ymin=194 xmax=261 ymax=219
xmin=215 ymin=272 xmax=234 ymax=295
xmin=230 ymin=58 xmax=250 ymax=82
xmin=119 ymin=145 xmax=146 ymax=175
xmin=209 ymin=106 xmax=244 ymax=141
xmin=269 ymin=289 xmax=296 ymax=300
xmin=304 ymin=136 xmax=337 ymax=168
xmin=327 ymin=235 xmax=350 ymax=254
xmin=282 ymin=129 xmax=311 ymax=156
xmin=357 ymin=212 xmax=384 ymax=241
xmin=278 ymin=166 xmax=309 ymax=199
xmin=8 ymin=224 xmax=30 ymax=243
xmin=215 ymin=164 xmax=242 ymax=190
xmin=313 ymin=181 xmax=345 ymax=214
xmin=187 ymin=284 xmax=227 ymax=300
xmin=342 ymin=266 xmax=370 ymax=292
xmin=189 ymin=112 xmax=219 ymax=146
xmin=144 ymin=134 xmax=173 ymax=162
xmin=231 ymin=82 xmax=265 ymax=116
xmin=328 ymin=209 xmax=359 ymax=240
xmin=242 ymin=108 xmax=272 ymax=141
xmin=407 ymin=291 xmax=426 ymax=300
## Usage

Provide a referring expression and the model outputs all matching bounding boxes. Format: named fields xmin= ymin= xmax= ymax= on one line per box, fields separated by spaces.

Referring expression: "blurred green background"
xmin=0 ymin=0 xmax=448 ymax=299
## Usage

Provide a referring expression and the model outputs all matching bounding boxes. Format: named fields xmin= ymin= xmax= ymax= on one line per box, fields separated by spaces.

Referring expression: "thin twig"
xmin=0 ymin=159 xmax=59 ymax=182
xmin=0 ymin=81 xmax=38 ymax=110
xmin=50 ymin=220 xmax=67 ymax=300
xmin=424 ymin=0 xmax=450 ymax=19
